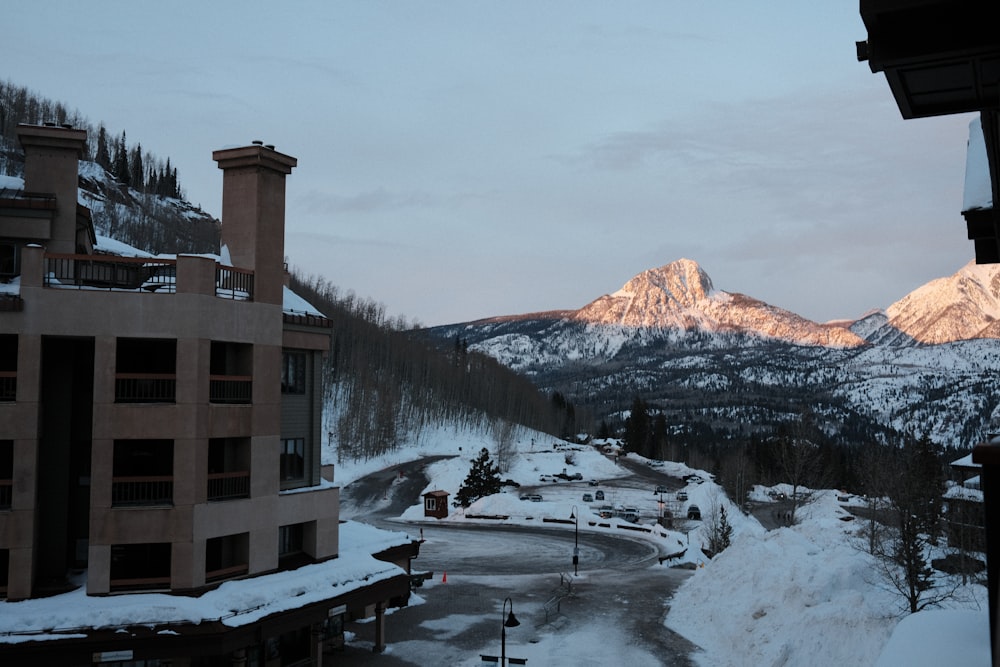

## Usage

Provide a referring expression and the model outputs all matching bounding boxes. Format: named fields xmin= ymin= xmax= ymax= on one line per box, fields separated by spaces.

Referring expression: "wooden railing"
xmin=115 ymin=373 xmax=176 ymax=403
xmin=207 ymin=470 xmax=251 ymax=501
xmin=209 ymin=375 xmax=252 ymax=404
xmin=0 ymin=371 xmax=14 ymax=401
xmin=111 ymin=475 xmax=173 ymax=506
xmin=205 ymin=563 xmax=249 ymax=583
xmin=109 ymin=575 xmax=171 ymax=592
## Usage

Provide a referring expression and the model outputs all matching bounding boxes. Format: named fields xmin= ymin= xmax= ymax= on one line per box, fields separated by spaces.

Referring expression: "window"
xmin=0 ymin=335 xmax=16 ymax=402
xmin=281 ymin=351 xmax=306 ymax=394
xmin=0 ymin=243 xmax=16 ymax=278
xmin=0 ymin=440 xmax=11 ymax=510
xmin=280 ymin=438 xmax=304 ymax=481
xmin=278 ymin=523 xmax=304 ymax=559
xmin=110 ymin=542 xmax=171 ymax=591
xmin=425 ymin=496 xmax=437 ymax=511
xmin=112 ymin=440 xmax=173 ymax=506
xmin=115 ymin=338 xmax=177 ymax=403
xmin=205 ymin=532 xmax=249 ymax=582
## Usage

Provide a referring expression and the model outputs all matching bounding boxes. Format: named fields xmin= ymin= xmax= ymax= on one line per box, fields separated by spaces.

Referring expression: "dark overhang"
xmin=857 ymin=0 xmax=1000 ymax=119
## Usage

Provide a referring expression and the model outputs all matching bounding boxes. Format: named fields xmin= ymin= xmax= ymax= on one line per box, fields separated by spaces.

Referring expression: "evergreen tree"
xmin=113 ymin=130 xmax=129 ymax=185
xmin=95 ymin=125 xmax=111 ymax=171
xmin=624 ymin=396 xmax=651 ymax=457
xmin=129 ymin=143 xmax=144 ymax=191
xmin=454 ymin=447 xmax=502 ymax=508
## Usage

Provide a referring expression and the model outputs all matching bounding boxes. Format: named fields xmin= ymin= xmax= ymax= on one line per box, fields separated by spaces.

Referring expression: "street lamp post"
xmin=501 ymin=597 xmax=520 ymax=667
xmin=570 ymin=505 xmax=579 ymax=576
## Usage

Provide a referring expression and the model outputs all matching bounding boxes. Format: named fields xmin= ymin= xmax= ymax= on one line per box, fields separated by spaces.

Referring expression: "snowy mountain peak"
xmin=571 ymin=258 xmax=863 ymax=346
xmin=876 ymin=260 xmax=1000 ymax=344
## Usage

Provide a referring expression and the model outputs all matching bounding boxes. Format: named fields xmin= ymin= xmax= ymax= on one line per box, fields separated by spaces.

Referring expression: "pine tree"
xmin=129 ymin=143 xmax=144 ymax=191
xmin=95 ymin=125 xmax=111 ymax=171
xmin=113 ymin=130 xmax=129 ymax=185
xmin=454 ymin=447 xmax=502 ymax=508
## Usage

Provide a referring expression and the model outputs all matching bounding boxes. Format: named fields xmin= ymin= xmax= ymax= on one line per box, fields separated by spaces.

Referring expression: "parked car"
xmin=588 ymin=479 xmax=600 ymax=486
xmin=595 ymin=490 xmax=605 ymax=501
xmin=582 ymin=493 xmax=594 ymax=502
xmin=683 ymin=474 xmax=705 ymax=485
xmin=649 ymin=460 xmax=664 ymax=468
xmin=598 ymin=505 xmax=614 ymax=518
xmin=676 ymin=491 xmax=688 ymax=502
xmin=687 ymin=504 xmax=701 ymax=520
xmin=619 ymin=506 xmax=639 ymax=522
xmin=520 ymin=493 xmax=543 ymax=502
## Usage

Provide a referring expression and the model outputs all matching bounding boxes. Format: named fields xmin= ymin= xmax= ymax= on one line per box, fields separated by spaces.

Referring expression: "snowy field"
xmin=335 ymin=426 xmax=992 ymax=666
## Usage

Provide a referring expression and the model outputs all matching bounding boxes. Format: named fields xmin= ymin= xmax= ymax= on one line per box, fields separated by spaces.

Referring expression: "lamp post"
xmin=570 ymin=505 xmax=579 ymax=576
xmin=501 ymin=596 xmax=520 ymax=667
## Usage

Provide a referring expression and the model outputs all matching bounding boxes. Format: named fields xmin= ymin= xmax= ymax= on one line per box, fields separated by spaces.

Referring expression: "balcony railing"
xmin=45 ymin=253 xmax=176 ymax=291
xmin=41 ymin=253 xmax=254 ymax=300
xmin=207 ymin=470 xmax=251 ymax=501
xmin=209 ymin=375 xmax=252 ymax=404
xmin=111 ymin=475 xmax=174 ymax=506
xmin=0 ymin=479 xmax=11 ymax=509
xmin=0 ymin=371 xmax=14 ymax=401
xmin=115 ymin=373 xmax=176 ymax=403
xmin=216 ymin=265 xmax=254 ymax=300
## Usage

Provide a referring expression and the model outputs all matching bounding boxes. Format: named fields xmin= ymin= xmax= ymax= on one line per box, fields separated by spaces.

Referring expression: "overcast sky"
xmin=6 ymin=1 xmax=978 ymax=326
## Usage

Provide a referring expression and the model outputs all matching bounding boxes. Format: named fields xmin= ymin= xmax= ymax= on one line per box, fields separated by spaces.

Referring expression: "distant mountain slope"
xmin=418 ymin=258 xmax=1000 ymax=449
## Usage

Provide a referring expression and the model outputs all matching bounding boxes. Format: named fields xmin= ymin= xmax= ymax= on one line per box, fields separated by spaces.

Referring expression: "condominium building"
xmin=0 ymin=123 xmax=416 ymax=665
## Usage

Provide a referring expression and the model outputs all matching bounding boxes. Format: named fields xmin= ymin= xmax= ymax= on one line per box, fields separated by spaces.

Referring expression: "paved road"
xmin=335 ymin=454 xmax=701 ymax=665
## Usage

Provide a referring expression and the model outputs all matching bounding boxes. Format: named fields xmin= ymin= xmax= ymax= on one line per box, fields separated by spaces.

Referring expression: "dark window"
xmin=0 ymin=335 xmax=16 ymax=402
xmin=279 ymin=523 xmax=304 ymax=558
xmin=112 ymin=440 xmax=173 ymax=506
xmin=281 ymin=351 xmax=306 ymax=394
xmin=280 ymin=438 xmax=305 ymax=481
xmin=0 ymin=243 xmax=16 ymax=278
xmin=206 ymin=533 xmax=249 ymax=582
xmin=110 ymin=542 xmax=171 ymax=591
xmin=0 ymin=440 xmax=11 ymax=510
xmin=0 ymin=549 xmax=8 ymax=593
xmin=115 ymin=338 xmax=176 ymax=403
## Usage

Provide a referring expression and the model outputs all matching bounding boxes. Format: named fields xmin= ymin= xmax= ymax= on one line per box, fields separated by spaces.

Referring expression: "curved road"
xmin=337 ymin=453 xmax=700 ymax=666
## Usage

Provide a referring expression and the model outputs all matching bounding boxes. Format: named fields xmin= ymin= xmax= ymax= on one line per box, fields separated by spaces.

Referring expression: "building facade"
xmin=0 ymin=124 xmax=414 ymax=665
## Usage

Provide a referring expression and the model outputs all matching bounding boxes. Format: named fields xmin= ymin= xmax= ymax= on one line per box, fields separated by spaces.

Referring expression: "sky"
xmin=5 ymin=1 xmax=980 ymax=326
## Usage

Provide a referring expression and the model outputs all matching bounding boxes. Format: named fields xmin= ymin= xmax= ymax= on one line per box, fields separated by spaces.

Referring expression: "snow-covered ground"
xmin=335 ymin=427 xmax=992 ymax=666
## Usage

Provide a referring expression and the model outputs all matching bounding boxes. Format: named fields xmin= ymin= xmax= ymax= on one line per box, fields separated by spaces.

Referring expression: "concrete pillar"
xmin=373 ymin=601 xmax=386 ymax=653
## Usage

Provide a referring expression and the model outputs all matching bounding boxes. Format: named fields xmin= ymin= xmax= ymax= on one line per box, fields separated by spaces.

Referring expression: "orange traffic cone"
xmin=441 ymin=571 xmax=447 ymax=583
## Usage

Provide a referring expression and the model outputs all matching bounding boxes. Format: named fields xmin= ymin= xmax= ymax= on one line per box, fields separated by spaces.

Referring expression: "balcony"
xmin=41 ymin=252 xmax=254 ymax=300
xmin=207 ymin=470 xmax=251 ymax=501
xmin=111 ymin=475 xmax=174 ymax=507
xmin=209 ymin=374 xmax=252 ymax=404
xmin=115 ymin=372 xmax=176 ymax=403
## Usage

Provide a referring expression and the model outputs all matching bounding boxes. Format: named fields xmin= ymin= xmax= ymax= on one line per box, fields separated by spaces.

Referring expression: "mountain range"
xmin=419 ymin=258 xmax=1000 ymax=449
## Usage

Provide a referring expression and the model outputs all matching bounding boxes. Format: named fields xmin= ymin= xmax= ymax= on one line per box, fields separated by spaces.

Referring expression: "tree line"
xmin=0 ymin=79 xmax=182 ymax=198
xmin=288 ymin=271 xmax=575 ymax=463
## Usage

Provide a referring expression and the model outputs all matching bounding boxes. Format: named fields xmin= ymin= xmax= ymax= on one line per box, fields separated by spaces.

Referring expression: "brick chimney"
xmin=212 ymin=142 xmax=297 ymax=306
xmin=17 ymin=123 xmax=87 ymax=254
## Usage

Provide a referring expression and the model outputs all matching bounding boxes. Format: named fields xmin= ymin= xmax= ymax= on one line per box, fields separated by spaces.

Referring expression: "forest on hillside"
xmin=0 ymin=80 xmax=182 ymax=198
xmin=289 ymin=271 xmax=580 ymax=462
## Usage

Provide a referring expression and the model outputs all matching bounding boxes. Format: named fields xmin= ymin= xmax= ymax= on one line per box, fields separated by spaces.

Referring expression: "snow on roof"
xmin=950 ymin=452 xmax=980 ymax=469
xmin=0 ymin=521 xmax=413 ymax=643
xmin=283 ymin=285 xmax=325 ymax=317
xmin=963 ymin=116 xmax=993 ymax=212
